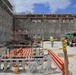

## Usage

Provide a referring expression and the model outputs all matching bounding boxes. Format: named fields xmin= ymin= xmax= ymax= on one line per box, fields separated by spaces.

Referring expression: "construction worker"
xmin=50 ymin=36 xmax=54 ymax=47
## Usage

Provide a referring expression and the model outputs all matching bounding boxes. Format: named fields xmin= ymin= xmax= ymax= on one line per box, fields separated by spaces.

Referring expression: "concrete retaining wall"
xmin=0 ymin=7 xmax=13 ymax=43
xmin=14 ymin=18 xmax=76 ymax=40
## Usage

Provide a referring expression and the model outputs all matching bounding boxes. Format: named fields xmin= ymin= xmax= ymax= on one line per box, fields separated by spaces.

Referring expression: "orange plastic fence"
xmin=49 ymin=50 xmax=65 ymax=75
xmin=13 ymin=48 xmax=32 ymax=58
xmin=4 ymin=48 xmax=20 ymax=58
xmin=4 ymin=48 xmax=32 ymax=58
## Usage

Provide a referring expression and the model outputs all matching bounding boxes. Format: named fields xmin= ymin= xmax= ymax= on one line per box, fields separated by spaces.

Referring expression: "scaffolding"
xmin=0 ymin=47 xmax=59 ymax=75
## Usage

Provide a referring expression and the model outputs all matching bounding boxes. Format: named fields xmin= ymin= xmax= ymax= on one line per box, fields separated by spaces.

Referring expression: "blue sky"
xmin=9 ymin=0 xmax=76 ymax=14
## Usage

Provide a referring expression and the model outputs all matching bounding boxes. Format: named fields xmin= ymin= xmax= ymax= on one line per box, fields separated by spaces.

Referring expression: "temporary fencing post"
xmin=61 ymin=37 xmax=69 ymax=75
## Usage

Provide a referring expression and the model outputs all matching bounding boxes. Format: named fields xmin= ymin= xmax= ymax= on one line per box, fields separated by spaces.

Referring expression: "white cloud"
xmin=9 ymin=0 xmax=71 ymax=13
xmin=48 ymin=0 xmax=71 ymax=13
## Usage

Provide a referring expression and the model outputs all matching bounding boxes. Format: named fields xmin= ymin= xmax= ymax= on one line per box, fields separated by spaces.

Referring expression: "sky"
xmin=9 ymin=0 xmax=76 ymax=14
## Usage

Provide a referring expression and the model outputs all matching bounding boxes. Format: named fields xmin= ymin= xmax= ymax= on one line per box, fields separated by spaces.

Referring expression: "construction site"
xmin=0 ymin=0 xmax=76 ymax=75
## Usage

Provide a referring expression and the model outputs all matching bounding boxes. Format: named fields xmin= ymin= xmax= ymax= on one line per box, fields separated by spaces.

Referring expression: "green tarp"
xmin=61 ymin=34 xmax=73 ymax=37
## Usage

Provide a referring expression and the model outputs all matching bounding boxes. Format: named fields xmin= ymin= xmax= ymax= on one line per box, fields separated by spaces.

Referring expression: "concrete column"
xmin=16 ymin=60 xmax=19 ymax=65
xmin=74 ymin=18 xmax=76 ymax=31
xmin=7 ymin=49 xmax=10 ymax=55
xmin=0 ymin=56 xmax=3 ymax=69
xmin=22 ymin=60 xmax=25 ymax=69
xmin=0 ymin=59 xmax=1 ymax=69
xmin=10 ymin=60 xmax=13 ymax=68
xmin=59 ymin=18 xmax=62 ymax=34
xmin=4 ymin=60 xmax=7 ymax=70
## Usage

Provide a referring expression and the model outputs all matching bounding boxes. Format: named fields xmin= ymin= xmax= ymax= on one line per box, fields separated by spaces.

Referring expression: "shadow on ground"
xmin=58 ymin=53 xmax=76 ymax=58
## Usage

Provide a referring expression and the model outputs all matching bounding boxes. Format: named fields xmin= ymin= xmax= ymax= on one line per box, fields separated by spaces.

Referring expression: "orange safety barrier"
xmin=3 ymin=48 xmax=33 ymax=58
xmin=26 ymin=49 xmax=29 ymax=58
xmin=15 ymin=48 xmax=32 ymax=58
xmin=25 ymin=49 xmax=28 ymax=57
xmin=4 ymin=48 xmax=18 ymax=58
xmin=16 ymin=49 xmax=22 ymax=57
xmin=49 ymin=50 xmax=65 ymax=75
xmin=22 ymin=48 xmax=26 ymax=57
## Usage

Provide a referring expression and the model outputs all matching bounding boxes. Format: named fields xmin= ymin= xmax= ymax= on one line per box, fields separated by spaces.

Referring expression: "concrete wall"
xmin=14 ymin=17 xmax=75 ymax=40
xmin=74 ymin=18 xmax=76 ymax=30
xmin=0 ymin=7 xmax=13 ymax=43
